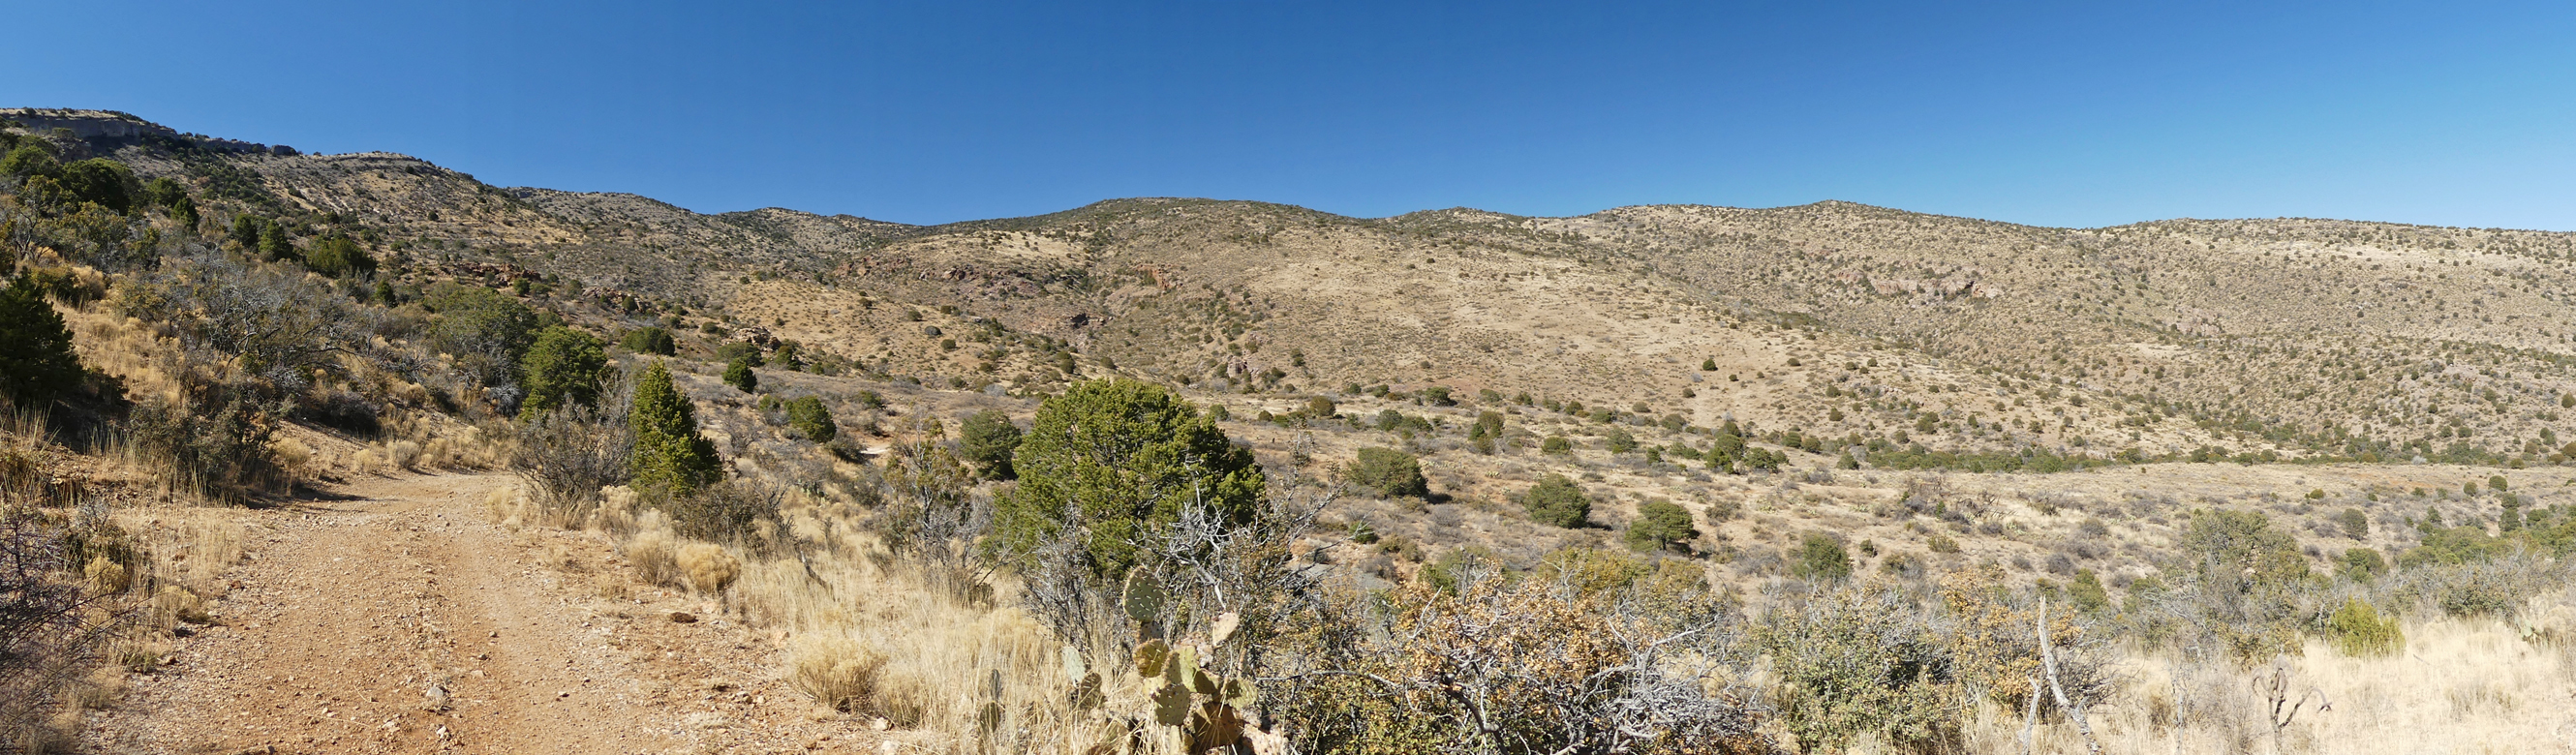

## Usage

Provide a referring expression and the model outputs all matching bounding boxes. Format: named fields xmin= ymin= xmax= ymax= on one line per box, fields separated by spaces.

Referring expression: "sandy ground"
xmin=86 ymin=472 xmax=874 ymax=755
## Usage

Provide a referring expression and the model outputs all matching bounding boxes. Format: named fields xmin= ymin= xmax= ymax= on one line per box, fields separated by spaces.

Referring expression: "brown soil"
xmin=87 ymin=472 xmax=875 ymax=755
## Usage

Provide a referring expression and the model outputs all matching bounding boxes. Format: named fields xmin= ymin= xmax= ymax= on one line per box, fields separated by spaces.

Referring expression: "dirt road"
xmin=87 ymin=472 xmax=858 ymax=754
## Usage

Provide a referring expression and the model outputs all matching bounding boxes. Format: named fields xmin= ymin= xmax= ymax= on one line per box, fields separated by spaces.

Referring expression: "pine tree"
xmin=629 ymin=361 xmax=721 ymax=495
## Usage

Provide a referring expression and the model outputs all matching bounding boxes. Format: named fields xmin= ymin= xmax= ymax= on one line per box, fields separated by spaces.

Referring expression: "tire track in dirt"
xmin=90 ymin=473 xmax=697 ymax=754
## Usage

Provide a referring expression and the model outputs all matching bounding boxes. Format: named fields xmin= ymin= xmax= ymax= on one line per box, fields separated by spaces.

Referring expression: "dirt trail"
xmin=87 ymin=472 xmax=846 ymax=755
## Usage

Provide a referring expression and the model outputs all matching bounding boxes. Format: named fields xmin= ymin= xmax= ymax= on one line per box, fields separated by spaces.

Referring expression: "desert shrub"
xmin=955 ymin=409 xmax=1021 ymax=480
xmin=1417 ymin=545 xmax=1500 ymax=595
xmin=715 ymin=341 xmax=763 ymax=366
xmin=990 ymin=378 xmax=1263 ymax=582
xmin=2336 ymin=548 xmax=2388 ymax=583
xmin=1625 ymin=499 xmax=1697 ymax=552
xmin=56 ymin=158 xmax=138 ymax=213
xmin=661 ymin=478 xmax=782 ymax=545
xmin=1521 ymin=474 xmax=1591 ymax=528
xmin=1541 ymin=435 xmax=1573 ymax=455
xmin=518 ymin=326 xmax=608 ymax=417
xmin=1927 ymin=532 xmax=1961 ymax=554
xmin=118 ymin=253 xmax=366 ymax=381
xmin=126 ymin=382 xmax=281 ymax=498
xmin=788 ymin=634 xmax=890 ymax=713
xmin=617 ymin=326 xmax=676 ymax=355
xmin=1605 ymin=427 xmax=1638 ymax=454
xmin=1280 ymin=576 xmax=1767 ymax=755
xmin=721 ymin=357 xmax=758 ymax=393
xmin=0 ymin=275 xmax=82 ymax=411
xmin=1791 ymin=534 xmax=1852 ymax=582
xmin=1344 ymin=447 xmax=1428 ymax=498
xmin=511 ymin=402 xmax=632 ymax=528
xmin=1759 ymin=588 xmax=1958 ymax=754
xmin=627 ymin=361 xmax=721 ymax=496
xmin=676 ymin=541 xmax=742 ymax=593
xmin=301 ymin=235 xmax=375 ymax=278
xmin=423 ymin=283 xmax=538 ymax=397
xmin=785 ymin=396 xmax=837 ymax=443
xmin=2334 ymin=507 xmax=2369 ymax=539
xmin=2324 ymin=597 xmax=2403 ymax=657
xmin=1304 ymin=396 xmax=1336 ymax=417
xmin=0 ymin=509 xmax=123 ymax=745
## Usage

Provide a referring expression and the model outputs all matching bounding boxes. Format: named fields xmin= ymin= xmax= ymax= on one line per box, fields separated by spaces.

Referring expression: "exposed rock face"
xmin=0 ymin=107 xmax=175 ymax=142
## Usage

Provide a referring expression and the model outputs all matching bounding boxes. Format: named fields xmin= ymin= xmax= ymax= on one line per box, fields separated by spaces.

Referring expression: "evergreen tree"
xmin=629 ymin=361 xmax=721 ymax=495
xmin=785 ymin=396 xmax=837 ymax=442
xmin=990 ymin=379 xmax=1263 ymax=581
xmin=957 ymin=408 xmax=1023 ymax=480
xmin=1521 ymin=474 xmax=1591 ymax=528
xmin=721 ymin=357 xmax=758 ymax=393
xmin=519 ymin=326 xmax=608 ymax=417
xmin=0 ymin=276 xmax=83 ymax=410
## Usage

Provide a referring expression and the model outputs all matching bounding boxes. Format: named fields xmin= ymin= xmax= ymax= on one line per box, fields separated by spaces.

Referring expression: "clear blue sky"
xmin=7 ymin=1 xmax=2571 ymax=229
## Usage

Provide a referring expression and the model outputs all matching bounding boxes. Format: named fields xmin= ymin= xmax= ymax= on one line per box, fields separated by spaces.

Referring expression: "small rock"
xmin=668 ymin=612 xmax=698 ymax=624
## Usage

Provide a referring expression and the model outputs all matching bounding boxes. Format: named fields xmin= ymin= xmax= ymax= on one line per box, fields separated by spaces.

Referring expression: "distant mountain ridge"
xmin=32 ymin=106 xmax=2576 ymax=466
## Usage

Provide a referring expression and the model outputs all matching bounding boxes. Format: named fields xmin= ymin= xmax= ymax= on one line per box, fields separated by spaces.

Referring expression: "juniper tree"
xmin=629 ymin=361 xmax=721 ymax=495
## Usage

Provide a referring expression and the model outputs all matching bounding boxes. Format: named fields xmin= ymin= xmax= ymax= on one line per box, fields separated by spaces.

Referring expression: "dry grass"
xmin=1950 ymin=589 xmax=2576 ymax=755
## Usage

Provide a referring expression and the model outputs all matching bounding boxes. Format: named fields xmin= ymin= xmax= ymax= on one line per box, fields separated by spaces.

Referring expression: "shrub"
xmin=1927 ymin=532 xmax=1961 ymax=554
xmin=628 ymin=361 xmax=721 ymax=495
xmin=722 ymin=357 xmax=758 ymax=393
xmin=519 ymin=326 xmax=608 ymax=417
xmin=0 ymin=276 xmax=83 ymax=411
xmin=511 ymin=403 xmax=633 ymax=527
xmin=2325 ymin=597 xmax=2403 ymax=657
xmin=1345 ymin=447 xmax=1428 ymax=498
xmin=1792 ymin=534 xmax=1853 ymax=582
xmin=1604 ymin=428 xmax=1637 ymax=454
xmin=662 ymin=478 xmax=782 ymax=544
xmin=2335 ymin=507 xmax=2369 ymax=540
xmin=57 ymin=158 xmax=138 ymax=212
xmin=1303 ymin=396 xmax=1336 ymax=418
xmin=1624 ymin=500 xmax=1696 ymax=552
xmin=990 ymin=379 xmax=1263 ymax=581
xmin=956 ymin=409 xmax=1021 ymax=480
xmin=301 ymin=235 xmax=375 ymax=278
xmin=715 ymin=341 xmax=764 ymax=366
xmin=1521 ymin=474 xmax=1590 ymax=528
xmin=424 ymin=283 xmax=538 ymax=392
xmin=618 ymin=326 xmax=677 ymax=355
xmin=1541 ymin=436 xmax=1573 ymax=455
xmin=785 ymin=396 xmax=837 ymax=443
xmin=788 ymin=634 xmax=890 ymax=713
xmin=1759 ymin=588 xmax=1957 ymax=754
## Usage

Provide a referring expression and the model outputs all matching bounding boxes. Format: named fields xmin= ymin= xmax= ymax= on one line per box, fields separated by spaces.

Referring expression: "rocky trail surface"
xmin=87 ymin=473 xmax=870 ymax=754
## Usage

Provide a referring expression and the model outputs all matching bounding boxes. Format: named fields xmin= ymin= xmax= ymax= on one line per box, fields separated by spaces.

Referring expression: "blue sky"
xmin=6 ymin=1 xmax=2571 ymax=229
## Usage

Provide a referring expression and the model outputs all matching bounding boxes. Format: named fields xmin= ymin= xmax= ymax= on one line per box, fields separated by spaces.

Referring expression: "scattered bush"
xmin=785 ymin=396 xmax=837 ymax=443
xmin=1521 ymin=474 xmax=1591 ymax=528
xmin=956 ymin=409 xmax=1022 ymax=480
xmin=519 ymin=326 xmax=608 ymax=417
xmin=722 ymin=357 xmax=758 ymax=393
xmin=1344 ymin=447 xmax=1428 ymax=498
xmin=990 ymin=379 xmax=1264 ymax=582
xmin=618 ymin=326 xmax=676 ymax=355
xmin=2324 ymin=597 xmax=2403 ymax=657
xmin=1624 ymin=500 xmax=1697 ymax=552
xmin=1791 ymin=534 xmax=1852 ymax=582
xmin=0 ymin=275 xmax=83 ymax=411
xmin=1541 ymin=435 xmax=1573 ymax=455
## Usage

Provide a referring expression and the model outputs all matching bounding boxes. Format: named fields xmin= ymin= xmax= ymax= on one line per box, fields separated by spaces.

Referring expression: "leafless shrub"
xmin=0 ymin=509 xmax=124 ymax=746
xmin=511 ymin=401 xmax=632 ymax=528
